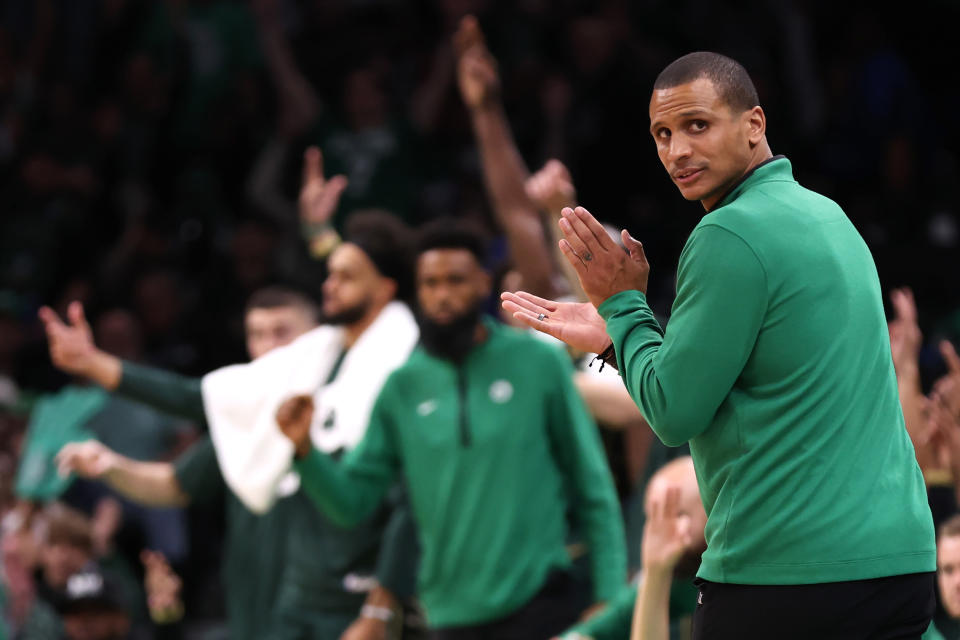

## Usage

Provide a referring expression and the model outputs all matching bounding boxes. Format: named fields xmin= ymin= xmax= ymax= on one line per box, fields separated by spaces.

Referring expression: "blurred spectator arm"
xmin=56 ymin=441 xmax=190 ymax=507
xmin=455 ymin=16 xmax=560 ymax=299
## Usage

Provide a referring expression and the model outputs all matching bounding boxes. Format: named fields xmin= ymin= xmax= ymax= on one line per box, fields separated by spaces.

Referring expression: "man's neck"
xmin=344 ymin=301 xmax=390 ymax=347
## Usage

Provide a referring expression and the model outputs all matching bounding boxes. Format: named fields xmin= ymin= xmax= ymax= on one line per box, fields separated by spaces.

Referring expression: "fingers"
xmin=499 ymin=291 xmax=558 ymax=315
xmin=454 ymin=15 xmax=484 ymax=58
xmin=505 ymin=308 xmax=565 ymax=341
xmin=302 ymin=146 xmax=324 ymax=187
xmin=326 ymin=174 xmax=348 ymax=196
xmin=558 ymin=236 xmax=589 ymax=274
xmin=37 ymin=305 xmax=64 ymax=330
xmin=276 ymin=394 xmax=314 ymax=428
xmin=572 ymin=206 xmax=618 ymax=252
xmin=941 ymin=340 xmax=960 ymax=375
xmin=890 ymin=288 xmax=917 ymax=324
xmin=621 ymin=229 xmax=648 ymax=265
xmin=67 ymin=301 xmax=91 ymax=333
xmin=559 ymin=208 xmax=596 ymax=258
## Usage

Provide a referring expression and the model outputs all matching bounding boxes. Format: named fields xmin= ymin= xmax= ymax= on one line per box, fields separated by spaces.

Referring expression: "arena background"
xmin=0 ymin=0 xmax=958 ymax=635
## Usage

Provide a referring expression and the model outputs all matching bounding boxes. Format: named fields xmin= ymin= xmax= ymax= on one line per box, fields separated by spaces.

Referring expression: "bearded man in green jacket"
xmin=502 ymin=51 xmax=936 ymax=639
xmin=278 ymin=220 xmax=627 ymax=639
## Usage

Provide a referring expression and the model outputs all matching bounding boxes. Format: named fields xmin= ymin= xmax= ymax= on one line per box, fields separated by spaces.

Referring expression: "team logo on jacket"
xmin=489 ymin=379 xmax=514 ymax=403
xmin=417 ymin=399 xmax=438 ymax=416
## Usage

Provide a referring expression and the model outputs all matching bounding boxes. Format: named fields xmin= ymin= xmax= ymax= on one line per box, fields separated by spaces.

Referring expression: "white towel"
xmin=200 ymin=301 xmax=419 ymax=513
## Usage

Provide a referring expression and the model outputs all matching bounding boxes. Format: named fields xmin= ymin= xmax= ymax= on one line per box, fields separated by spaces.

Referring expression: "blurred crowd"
xmin=1 ymin=1 xmax=959 ymax=639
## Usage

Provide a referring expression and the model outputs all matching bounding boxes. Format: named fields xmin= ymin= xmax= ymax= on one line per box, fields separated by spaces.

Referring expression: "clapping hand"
xmin=557 ymin=207 xmax=649 ymax=308
xmin=276 ymin=395 xmax=315 ymax=459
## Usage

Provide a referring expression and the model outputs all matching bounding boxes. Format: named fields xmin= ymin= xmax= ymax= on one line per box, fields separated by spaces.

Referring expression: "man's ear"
xmin=746 ymin=106 xmax=766 ymax=147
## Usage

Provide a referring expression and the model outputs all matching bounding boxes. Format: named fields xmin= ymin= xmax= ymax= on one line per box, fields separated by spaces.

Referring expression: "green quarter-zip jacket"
xmin=296 ymin=320 xmax=627 ymax=627
xmin=598 ymin=157 xmax=935 ymax=584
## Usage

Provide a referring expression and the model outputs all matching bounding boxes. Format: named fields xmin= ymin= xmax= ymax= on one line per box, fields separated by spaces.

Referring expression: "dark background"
xmin=1 ymin=0 xmax=957 ymax=400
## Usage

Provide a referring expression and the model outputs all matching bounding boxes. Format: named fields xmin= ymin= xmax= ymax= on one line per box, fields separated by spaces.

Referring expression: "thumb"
xmin=941 ymin=340 xmax=960 ymax=376
xmin=67 ymin=301 xmax=92 ymax=335
xmin=327 ymin=174 xmax=349 ymax=196
xmin=621 ymin=230 xmax=647 ymax=264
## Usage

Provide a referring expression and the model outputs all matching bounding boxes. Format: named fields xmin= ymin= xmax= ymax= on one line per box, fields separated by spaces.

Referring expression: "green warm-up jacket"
xmin=599 ymin=157 xmax=935 ymax=585
xmin=296 ymin=320 xmax=627 ymax=627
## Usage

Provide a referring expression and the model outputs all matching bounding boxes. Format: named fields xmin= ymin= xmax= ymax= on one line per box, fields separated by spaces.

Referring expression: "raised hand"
xmin=888 ymin=288 xmax=922 ymax=378
xmin=526 ymin=159 xmax=577 ymax=217
xmin=56 ymin=440 xmax=118 ymax=479
xmin=453 ymin=15 xmax=499 ymax=110
xmin=933 ymin=340 xmax=960 ymax=421
xmin=38 ymin=302 xmax=97 ymax=376
xmin=557 ymin=207 xmax=649 ymax=307
xmin=500 ymin=290 xmax=609 ymax=354
xmin=299 ymin=146 xmax=348 ymax=228
xmin=641 ymin=486 xmax=693 ymax=573
xmin=276 ymin=394 xmax=314 ymax=458
xmin=142 ymin=550 xmax=184 ymax=624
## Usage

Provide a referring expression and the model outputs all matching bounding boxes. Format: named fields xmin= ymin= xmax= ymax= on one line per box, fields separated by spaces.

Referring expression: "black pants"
xmin=429 ymin=571 xmax=585 ymax=640
xmin=692 ymin=572 xmax=936 ymax=640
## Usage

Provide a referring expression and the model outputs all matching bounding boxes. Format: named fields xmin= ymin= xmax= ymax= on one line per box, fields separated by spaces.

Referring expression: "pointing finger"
xmin=302 ymin=147 xmax=324 ymax=186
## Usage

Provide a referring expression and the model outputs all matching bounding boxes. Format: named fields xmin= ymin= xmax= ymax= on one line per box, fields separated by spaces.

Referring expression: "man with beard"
xmin=557 ymin=456 xmax=704 ymax=640
xmin=276 ymin=220 xmax=627 ymax=639
xmin=46 ymin=211 xmax=422 ymax=639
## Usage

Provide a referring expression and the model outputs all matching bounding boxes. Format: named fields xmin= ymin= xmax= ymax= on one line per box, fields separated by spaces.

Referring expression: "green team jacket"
xmin=295 ymin=320 xmax=627 ymax=627
xmin=599 ymin=157 xmax=935 ymax=585
xmin=117 ymin=362 xmax=418 ymax=637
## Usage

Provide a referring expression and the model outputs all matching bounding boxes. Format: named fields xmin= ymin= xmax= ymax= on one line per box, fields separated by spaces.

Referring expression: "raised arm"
xmin=39 ymin=303 xmax=205 ymax=421
xmin=278 ymin=394 xmax=400 ymax=528
xmin=630 ymin=487 xmax=691 ymax=640
xmin=56 ymin=441 xmax=190 ymax=508
xmin=454 ymin=16 xmax=560 ymax=299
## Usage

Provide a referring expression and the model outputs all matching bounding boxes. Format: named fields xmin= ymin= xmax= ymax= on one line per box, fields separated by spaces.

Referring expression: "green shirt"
xmin=599 ymin=157 xmax=935 ymax=584
xmin=295 ymin=321 xmax=627 ymax=627
xmin=174 ymin=438 xmax=286 ymax=640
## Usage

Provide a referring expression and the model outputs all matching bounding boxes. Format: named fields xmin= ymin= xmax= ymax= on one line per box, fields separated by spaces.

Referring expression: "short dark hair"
xmin=415 ymin=218 xmax=489 ymax=266
xmin=342 ymin=209 xmax=414 ymax=301
xmin=940 ymin=514 xmax=960 ymax=540
xmin=43 ymin=503 xmax=94 ymax=554
xmin=244 ymin=286 xmax=320 ymax=321
xmin=654 ymin=52 xmax=759 ymax=113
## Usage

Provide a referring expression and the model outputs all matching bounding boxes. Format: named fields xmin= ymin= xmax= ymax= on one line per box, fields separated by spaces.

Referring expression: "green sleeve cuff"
xmin=597 ymin=290 xmax=648 ymax=322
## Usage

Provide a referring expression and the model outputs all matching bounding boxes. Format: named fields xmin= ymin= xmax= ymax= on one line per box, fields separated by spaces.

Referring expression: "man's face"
xmin=938 ymin=535 xmax=960 ymax=617
xmin=649 ymin=77 xmax=759 ymax=211
xmin=244 ymin=306 xmax=316 ymax=360
xmin=416 ymin=249 xmax=490 ymax=326
xmin=321 ymin=243 xmax=391 ymax=327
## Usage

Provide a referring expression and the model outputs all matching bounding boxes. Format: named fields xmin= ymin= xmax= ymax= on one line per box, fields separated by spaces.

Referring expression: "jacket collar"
xmin=709 ymin=155 xmax=792 ymax=212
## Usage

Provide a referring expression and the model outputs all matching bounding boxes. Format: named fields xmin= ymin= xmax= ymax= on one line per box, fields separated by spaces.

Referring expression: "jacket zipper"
xmin=457 ymin=366 xmax=471 ymax=446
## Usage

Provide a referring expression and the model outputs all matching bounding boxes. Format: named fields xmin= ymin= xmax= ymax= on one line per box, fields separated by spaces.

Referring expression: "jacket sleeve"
xmin=294 ymin=383 xmax=402 ymax=528
xmin=374 ymin=484 xmax=420 ymax=600
xmin=598 ymin=225 xmax=767 ymax=446
xmin=544 ymin=345 xmax=628 ymax=603
xmin=117 ymin=361 xmax=207 ymax=423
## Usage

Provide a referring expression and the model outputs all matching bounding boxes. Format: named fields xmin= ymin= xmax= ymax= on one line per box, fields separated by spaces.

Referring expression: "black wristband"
xmin=589 ymin=342 xmax=618 ymax=373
